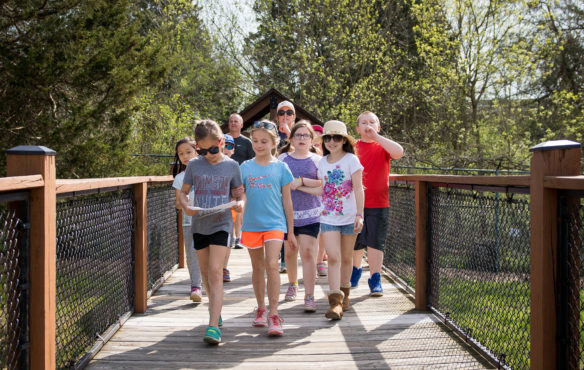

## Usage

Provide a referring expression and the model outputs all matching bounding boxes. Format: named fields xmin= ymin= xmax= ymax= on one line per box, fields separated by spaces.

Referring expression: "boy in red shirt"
xmin=351 ymin=111 xmax=403 ymax=296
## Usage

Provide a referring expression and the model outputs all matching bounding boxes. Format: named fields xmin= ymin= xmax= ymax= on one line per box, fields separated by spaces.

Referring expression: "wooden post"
xmin=133 ymin=182 xmax=148 ymax=313
xmin=6 ymin=145 xmax=56 ymax=370
xmin=415 ymin=181 xmax=428 ymax=310
xmin=529 ymin=140 xmax=581 ymax=370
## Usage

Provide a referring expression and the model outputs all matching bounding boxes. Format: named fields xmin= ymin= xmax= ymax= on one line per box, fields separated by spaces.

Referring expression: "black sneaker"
xmin=234 ymin=237 xmax=243 ymax=249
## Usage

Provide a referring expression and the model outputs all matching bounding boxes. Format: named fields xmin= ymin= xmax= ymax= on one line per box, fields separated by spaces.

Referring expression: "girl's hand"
xmin=290 ymin=177 xmax=302 ymax=190
xmin=231 ymin=185 xmax=244 ymax=199
xmin=363 ymin=126 xmax=379 ymax=141
xmin=353 ymin=215 xmax=364 ymax=233
xmin=231 ymin=200 xmax=244 ymax=213
xmin=287 ymin=233 xmax=298 ymax=251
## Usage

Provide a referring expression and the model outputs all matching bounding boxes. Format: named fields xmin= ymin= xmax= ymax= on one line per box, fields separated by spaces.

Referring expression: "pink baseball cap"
xmin=312 ymin=125 xmax=323 ymax=133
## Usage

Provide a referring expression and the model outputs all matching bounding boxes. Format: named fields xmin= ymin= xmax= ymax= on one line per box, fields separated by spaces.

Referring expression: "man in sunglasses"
xmin=276 ymin=100 xmax=296 ymax=149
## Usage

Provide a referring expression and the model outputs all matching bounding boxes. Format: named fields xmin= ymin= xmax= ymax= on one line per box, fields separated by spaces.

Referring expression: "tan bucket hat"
xmin=320 ymin=120 xmax=356 ymax=145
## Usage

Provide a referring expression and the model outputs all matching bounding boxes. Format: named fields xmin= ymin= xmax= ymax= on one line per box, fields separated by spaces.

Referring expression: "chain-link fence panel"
xmin=385 ymin=182 xmax=417 ymax=290
xmin=0 ymin=194 xmax=29 ymax=370
xmin=55 ymin=189 xmax=134 ymax=369
xmin=428 ymin=186 xmax=530 ymax=369
xmin=558 ymin=192 xmax=584 ymax=369
xmin=146 ymin=184 xmax=178 ymax=291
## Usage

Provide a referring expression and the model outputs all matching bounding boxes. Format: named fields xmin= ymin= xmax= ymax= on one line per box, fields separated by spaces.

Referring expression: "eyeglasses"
xmin=293 ymin=133 xmax=312 ymax=140
xmin=323 ymin=135 xmax=345 ymax=143
xmin=277 ymin=109 xmax=294 ymax=116
xmin=196 ymin=146 xmax=220 ymax=156
xmin=253 ymin=121 xmax=277 ymax=131
xmin=225 ymin=143 xmax=234 ymax=150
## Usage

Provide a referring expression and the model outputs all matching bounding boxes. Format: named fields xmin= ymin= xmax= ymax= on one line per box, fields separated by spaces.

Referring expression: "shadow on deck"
xmin=87 ymin=249 xmax=493 ymax=369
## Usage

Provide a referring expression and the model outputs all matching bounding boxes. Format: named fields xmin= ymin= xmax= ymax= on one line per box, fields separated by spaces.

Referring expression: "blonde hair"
xmin=194 ymin=119 xmax=223 ymax=142
xmin=251 ymin=120 xmax=279 ymax=155
xmin=357 ymin=111 xmax=380 ymax=125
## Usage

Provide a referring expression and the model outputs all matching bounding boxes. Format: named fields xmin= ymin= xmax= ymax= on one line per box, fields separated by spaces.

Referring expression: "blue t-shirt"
xmin=241 ymin=158 xmax=294 ymax=232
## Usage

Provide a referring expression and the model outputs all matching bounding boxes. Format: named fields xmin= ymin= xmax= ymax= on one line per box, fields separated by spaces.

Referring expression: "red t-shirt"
xmin=356 ymin=140 xmax=392 ymax=208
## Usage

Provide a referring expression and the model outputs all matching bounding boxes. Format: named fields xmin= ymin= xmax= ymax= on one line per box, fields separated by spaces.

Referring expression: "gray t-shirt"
xmin=183 ymin=155 xmax=243 ymax=235
xmin=231 ymin=135 xmax=254 ymax=165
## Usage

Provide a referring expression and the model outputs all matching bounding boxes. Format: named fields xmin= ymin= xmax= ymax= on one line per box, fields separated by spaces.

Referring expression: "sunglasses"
xmin=277 ymin=109 xmax=294 ymax=116
xmin=293 ymin=133 xmax=312 ymax=140
xmin=253 ymin=121 xmax=277 ymax=131
xmin=323 ymin=135 xmax=345 ymax=143
xmin=225 ymin=143 xmax=234 ymax=150
xmin=196 ymin=146 xmax=220 ymax=156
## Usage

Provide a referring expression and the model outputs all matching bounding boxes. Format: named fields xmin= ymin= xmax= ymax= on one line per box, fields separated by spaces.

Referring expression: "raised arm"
xmin=363 ymin=126 xmax=404 ymax=159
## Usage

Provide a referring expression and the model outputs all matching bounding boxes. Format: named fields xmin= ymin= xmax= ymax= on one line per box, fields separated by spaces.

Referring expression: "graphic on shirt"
xmin=321 ymin=165 xmax=353 ymax=216
xmin=193 ymin=174 xmax=231 ymax=220
xmin=247 ymin=174 xmax=273 ymax=189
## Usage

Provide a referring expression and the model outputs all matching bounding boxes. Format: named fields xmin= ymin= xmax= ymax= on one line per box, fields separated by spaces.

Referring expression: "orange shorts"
xmin=241 ymin=230 xmax=285 ymax=249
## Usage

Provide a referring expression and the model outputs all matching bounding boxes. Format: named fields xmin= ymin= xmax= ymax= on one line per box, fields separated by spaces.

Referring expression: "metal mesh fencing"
xmin=0 ymin=194 xmax=29 ymax=370
xmin=55 ymin=189 xmax=134 ymax=369
xmin=146 ymin=184 xmax=178 ymax=291
xmin=558 ymin=191 xmax=584 ymax=369
xmin=428 ymin=186 xmax=531 ymax=369
xmin=385 ymin=182 xmax=417 ymax=290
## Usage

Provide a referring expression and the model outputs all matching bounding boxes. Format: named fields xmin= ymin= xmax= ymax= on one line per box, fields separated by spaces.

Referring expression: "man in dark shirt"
xmin=228 ymin=113 xmax=254 ymax=165
xmin=227 ymin=113 xmax=253 ymax=249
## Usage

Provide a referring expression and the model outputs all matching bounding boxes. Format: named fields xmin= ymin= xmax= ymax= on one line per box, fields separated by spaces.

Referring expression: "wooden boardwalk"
xmin=88 ymin=249 xmax=493 ymax=369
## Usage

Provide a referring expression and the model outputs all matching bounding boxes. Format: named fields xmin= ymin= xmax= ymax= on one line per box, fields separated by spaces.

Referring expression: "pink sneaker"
xmin=268 ymin=314 xmax=284 ymax=336
xmin=317 ymin=263 xmax=327 ymax=276
xmin=190 ymin=287 xmax=202 ymax=302
xmin=252 ymin=307 xmax=268 ymax=327
xmin=284 ymin=284 xmax=298 ymax=301
xmin=304 ymin=294 xmax=316 ymax=312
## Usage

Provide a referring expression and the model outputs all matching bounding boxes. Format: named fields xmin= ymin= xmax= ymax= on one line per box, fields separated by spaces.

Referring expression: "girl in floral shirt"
xmin=317 ymin=120 xmax=364 ymax=320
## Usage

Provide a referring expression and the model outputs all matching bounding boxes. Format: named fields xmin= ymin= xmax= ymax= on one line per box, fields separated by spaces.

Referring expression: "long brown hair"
xmin=171 ymin=137 xmax=196 ymax=178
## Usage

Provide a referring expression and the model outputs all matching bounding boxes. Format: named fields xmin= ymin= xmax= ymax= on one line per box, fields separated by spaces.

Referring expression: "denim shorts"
xmin=320 ymin=222 xmax=355 ymax=235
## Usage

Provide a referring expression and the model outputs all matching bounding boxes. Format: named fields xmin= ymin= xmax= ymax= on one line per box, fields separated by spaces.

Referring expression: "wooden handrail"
xmin=0 ymin=175 xmax=44 ymax=192
xmin=389 ymin=174 xmax=530 ymax=187
xmin=56 ymin=176 xmax=173 ymax=194
xmin=543 ymin=175 xmax=584 ymax=190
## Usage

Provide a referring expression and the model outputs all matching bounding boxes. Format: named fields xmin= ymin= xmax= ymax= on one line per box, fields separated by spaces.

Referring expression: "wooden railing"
xmin=2 ymin=146 xmax=185 ymax=370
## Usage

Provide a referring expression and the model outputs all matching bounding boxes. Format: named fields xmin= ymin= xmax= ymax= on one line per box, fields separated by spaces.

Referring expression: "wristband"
xmin=300 ymin=176 xmax=304 ymax=186
xmin=356 ymin=213 xmax=363 ymax=218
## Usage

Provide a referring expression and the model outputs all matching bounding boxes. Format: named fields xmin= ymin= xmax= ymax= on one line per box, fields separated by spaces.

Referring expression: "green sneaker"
xmin=218 ymin=315 xmax=223 ymax=327
xmin=203 ymin=326 xmax=221 ymax=344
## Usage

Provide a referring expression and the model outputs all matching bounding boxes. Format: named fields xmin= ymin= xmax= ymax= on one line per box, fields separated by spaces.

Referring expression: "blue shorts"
xmin=320 ymin=223 xmax=355 ymax=235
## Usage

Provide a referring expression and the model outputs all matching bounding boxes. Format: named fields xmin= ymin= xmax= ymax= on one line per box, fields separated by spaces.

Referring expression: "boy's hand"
xmin=287 ymin=233 xmax=298 ymax=251
xmin=362 ymin=126 xmax=379 ymax=141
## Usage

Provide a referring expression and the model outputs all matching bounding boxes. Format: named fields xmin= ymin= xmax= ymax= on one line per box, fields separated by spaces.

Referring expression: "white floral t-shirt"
xmin=317 ymin=152 xmax=363 ymax=226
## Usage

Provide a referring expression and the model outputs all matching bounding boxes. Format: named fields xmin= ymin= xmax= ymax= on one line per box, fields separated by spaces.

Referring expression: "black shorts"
xmin=355 ymin=208 xmax=389 ymax=251
xmin=284 ymin=222 xmax=320 ymax=240
xmin=193 ymin=231 xmax=230 ymax=250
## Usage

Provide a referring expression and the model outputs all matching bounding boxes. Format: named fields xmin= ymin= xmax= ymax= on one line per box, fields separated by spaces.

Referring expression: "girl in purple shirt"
xmin=278 ymin=121 xmax=322 ymax=312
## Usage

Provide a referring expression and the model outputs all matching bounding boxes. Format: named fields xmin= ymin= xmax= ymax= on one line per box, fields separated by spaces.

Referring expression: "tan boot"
xmin=325 ymin=290 xmax=344 ymax=320
xmin=340 ymin=286 xmax=350 ymax=311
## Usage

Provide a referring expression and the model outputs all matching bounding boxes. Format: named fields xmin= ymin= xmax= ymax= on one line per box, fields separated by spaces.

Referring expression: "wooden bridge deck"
xmin=88 ymin=249 xmax=493 ymax=369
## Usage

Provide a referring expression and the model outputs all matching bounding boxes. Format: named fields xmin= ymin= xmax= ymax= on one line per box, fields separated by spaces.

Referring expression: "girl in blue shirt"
xmin=240 ymin=120 xmax=297 ymax=337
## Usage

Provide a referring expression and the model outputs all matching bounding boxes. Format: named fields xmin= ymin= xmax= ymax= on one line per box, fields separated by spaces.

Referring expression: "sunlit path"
xmin=87 ymin=248 xmax=492 ymax=369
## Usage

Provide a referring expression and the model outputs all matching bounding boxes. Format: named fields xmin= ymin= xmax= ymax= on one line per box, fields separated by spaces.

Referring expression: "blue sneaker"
xmin=203 ymin=326 xmax=221 ymax=344
xmin=350 ymin=266 xmax=362 ymax=287
xmin=368 ymin=272 xmax=383 ymax=297
xmin=218 ymin=315 xmax=223 ymax=327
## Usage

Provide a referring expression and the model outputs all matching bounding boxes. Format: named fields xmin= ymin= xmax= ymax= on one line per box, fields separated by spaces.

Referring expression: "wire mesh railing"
xmin=428 ymin=186 xmax=531 ymax=369
xmin=558 ymin=191 xmax=584 ymax=370
xmin=55 ymin=189 xmax=134 ymax=369
xmin=146 ymin=184 xmax=179 ymax=292
xmin=0 ymin=192 xmax=29 ymax=370
xmin=385 ymin=182 xmax=417 ymax=290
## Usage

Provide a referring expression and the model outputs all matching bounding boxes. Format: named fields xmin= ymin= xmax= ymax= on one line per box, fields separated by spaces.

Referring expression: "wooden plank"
xmin=0 ymin=175 xmax=44 ymax=191
xmin=389 ymin=174 xmax=530 ymax=187
xmin=88 ymin=249 xmax=493 ymax=369
xmin=56 ymin=176 xmax=173 ymax=194
xmin=543 ymin=175 xmax=584 ymax=190
xmin=415 ymin=180 xmax=428 ymax=310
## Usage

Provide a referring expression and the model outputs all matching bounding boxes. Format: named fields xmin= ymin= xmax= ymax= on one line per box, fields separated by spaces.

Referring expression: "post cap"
xmin=5 ymin=145 xmax=56 ymax=156
xmin=529 ymin=140 xmax=581 ymax=152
